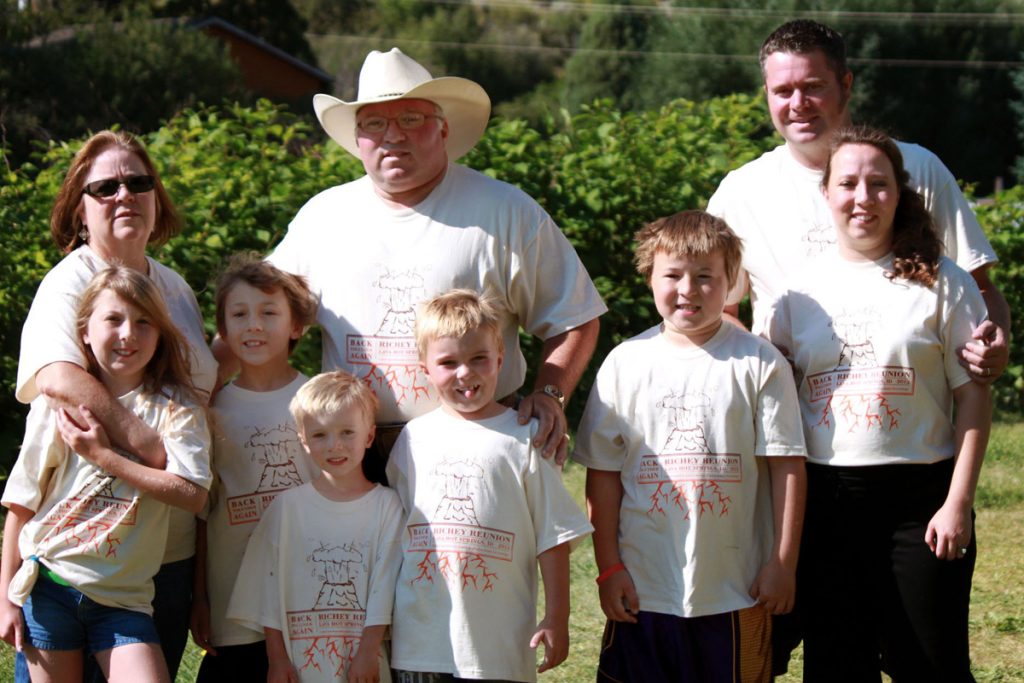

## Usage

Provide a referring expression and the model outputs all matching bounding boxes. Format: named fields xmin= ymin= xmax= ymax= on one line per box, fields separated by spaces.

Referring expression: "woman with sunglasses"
xmin=3 ymin=130 xmax=217 ymax=680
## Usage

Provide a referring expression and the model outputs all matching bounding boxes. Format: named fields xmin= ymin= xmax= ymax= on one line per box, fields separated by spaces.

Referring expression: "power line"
xmin=414 ymin=0 xmax=1024 ymax=26
xmin=309 ymin=33 xmax=1024 ymax=70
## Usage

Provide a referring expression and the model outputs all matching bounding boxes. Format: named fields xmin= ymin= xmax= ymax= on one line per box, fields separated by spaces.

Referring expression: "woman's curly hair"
xmin=823 ymin=125 xmax=943 ymax=286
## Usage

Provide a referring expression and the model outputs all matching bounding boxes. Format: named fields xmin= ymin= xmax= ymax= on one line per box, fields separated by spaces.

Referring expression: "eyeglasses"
xmin=356 ymin=112 xmax=444 ymax=134
xmin=82 ymin=175 xmax=156 ymax=198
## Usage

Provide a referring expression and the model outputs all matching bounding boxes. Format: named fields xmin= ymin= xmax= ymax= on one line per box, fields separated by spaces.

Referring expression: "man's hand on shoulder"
xmin=518 ymin=387 xmax=568 ymax=464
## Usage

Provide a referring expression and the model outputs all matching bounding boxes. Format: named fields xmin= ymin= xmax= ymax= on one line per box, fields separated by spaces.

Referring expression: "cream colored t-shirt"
xmin=228 ymin=484 xmax=403 ymax=683
xmin=205 ymin=374 xmax=317 ymax=646
xmin=2 ymin=388 xmax=211 ymax=614
xmin=269 ymin=163 xmax=607 ymax=424
xmin=573 ymin=323 xmax=806 ymax=618
xmin=766 ymin=250 xmax=986 ymax=466
xmin=387 ymin=408 xmax=592 ymax=682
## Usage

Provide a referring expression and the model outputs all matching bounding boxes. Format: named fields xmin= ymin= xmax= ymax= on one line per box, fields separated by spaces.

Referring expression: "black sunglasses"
xmin=82 ymin=175 xmax=156 ymax=198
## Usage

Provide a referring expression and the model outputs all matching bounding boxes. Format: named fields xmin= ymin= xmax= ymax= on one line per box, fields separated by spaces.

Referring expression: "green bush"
xmin=975 ymin=187 xmax=1024 ymax=413
xmin=1 ymin=94 xmax=1019 ymax=471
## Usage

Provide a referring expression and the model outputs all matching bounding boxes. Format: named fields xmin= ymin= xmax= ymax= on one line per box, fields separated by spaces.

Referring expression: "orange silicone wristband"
xmin=595 ymin=562 xmax=626 ymax=585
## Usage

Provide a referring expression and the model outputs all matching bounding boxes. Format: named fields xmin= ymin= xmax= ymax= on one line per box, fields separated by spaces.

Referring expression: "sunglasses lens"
xmin=84 ymin=175 xmax=155 ymax=197
xmin=85 ymin=179 xmax=121 ymax=197
xmin=125 ymin=175 xmax=155 ymax=193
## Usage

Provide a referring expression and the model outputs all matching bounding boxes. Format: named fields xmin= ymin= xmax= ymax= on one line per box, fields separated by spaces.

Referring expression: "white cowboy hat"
xmin=313 ymin=48 xmax=491 ymax=160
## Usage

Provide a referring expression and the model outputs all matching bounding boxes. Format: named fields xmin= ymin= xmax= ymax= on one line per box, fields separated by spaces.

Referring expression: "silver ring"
xmin=984 ymin=367 xmax=991 ymax=378
xmin=958 ymin=547 xmax=968 ymax=556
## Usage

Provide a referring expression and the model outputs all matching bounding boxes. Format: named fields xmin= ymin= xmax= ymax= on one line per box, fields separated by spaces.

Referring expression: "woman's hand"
xmin=749 ymin=557 xmax=796 ymax=614
xmin=926 ymin=498 xmax=973 ymax=560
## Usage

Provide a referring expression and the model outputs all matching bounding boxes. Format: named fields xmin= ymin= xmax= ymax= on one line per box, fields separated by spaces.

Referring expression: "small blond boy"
xmin=228 ymin=371 xmax=404 ymax=683
xmin=386 ymin=290 xmax=592 ymax=683
xmin=573 ymin=211 xmax=807 ymax=682
xmin=192 ymin=254 xmax=320 ymax=682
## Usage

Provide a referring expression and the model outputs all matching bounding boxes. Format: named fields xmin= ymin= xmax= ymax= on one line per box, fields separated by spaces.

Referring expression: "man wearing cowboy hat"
xmin=267 ymin=48 xmax=606 ymax=477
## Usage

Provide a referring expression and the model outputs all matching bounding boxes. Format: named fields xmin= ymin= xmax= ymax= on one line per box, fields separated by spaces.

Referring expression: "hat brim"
xmin=314 ymin=77 xmax=491 ymax=161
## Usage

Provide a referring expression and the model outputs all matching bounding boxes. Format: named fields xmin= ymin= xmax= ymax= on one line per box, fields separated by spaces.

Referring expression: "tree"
xmin=0 ymin=9 xmax=247 ymax=168
xmin=563 ymin=1 xmax=668 ymax=113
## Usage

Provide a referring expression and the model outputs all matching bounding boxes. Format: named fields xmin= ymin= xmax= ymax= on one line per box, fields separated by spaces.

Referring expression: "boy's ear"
xmin=365 ymin=423 xmax=376 ymax=449
xmin=420 ymin=360 xmax=429 ymax=377
xmin=296 ymin=428 xmax=308 ymax=450
xmin=290 ymin=320 xmax=304 ymax=340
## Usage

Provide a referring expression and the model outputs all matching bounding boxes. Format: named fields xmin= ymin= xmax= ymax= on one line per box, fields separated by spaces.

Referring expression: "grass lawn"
xmin=3 ymin=422 xmax=1023 ymax=681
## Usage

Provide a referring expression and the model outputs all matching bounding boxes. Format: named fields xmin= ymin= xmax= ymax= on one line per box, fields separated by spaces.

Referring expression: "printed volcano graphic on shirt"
xmin=288 ymin=540 xmax=371 ymax=678
xmin=406 ymin=458 xmax=512 ymax=592
xmin=345 ymin=265 xmax=432 ymax=407
xmin=808 ymin=308 xmax=910 ymax=432
xmin=638 ymin=391 xmax=736 ymax=519
xmin=226 ymin=423 xmax=306 ymax=525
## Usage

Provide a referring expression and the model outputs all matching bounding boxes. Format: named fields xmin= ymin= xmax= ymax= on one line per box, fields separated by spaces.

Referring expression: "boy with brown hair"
xmin=574 ymin=210 xmax=807 ymax=682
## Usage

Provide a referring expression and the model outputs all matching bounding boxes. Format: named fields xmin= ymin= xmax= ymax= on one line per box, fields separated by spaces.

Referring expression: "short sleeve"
xmin=363 ymin=489 xmax=405 ymax=627
xmin=707 ymin=176 xmax=751 ymax=307
xmin=16 ymin=275 xmax=88 ymax=404
xmin=163 ymin=402 xmax=213 ymax=490
xmin=2 ymin=400 xmax=65 ymax=511
xmin=909 ymin=146 xmax=997 ymax=274
xmin=523 ymin=429 xmax=592 ymax=555
xmin=939 ymin=262 xmax=989 ymax=391
xmin=227 ymin=500 xmax=283 ymax=633
xmin=572 ymin=356 xmax=629 ymax=472
xmin=506 ymin=202 xmax=606 ymax=341
xmin=753 ymin=348 xmax=807 ymax=458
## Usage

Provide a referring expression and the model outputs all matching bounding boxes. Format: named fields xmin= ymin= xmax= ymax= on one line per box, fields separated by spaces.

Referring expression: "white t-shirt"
xmin=269 ymin=163 xmax=607 ymax=424
xmin=765 ymin=250 xmax=986 ymax=467
xmin=707 ymin=142 xmax=998 ymax=334
xmin=14 ymin=245 xmax=218 ymax=564
xmin=386 ymin=408 xmax=592 ymax=683
xmin=573 ymin=323 xmax=806 ymax=618
xmin=2 ymin=387 xmax=211 ymax=614
xmin=227 ymin=483 xmax=403 ymax=683
xmin=205 ymin=373 xmax=318 ymax=646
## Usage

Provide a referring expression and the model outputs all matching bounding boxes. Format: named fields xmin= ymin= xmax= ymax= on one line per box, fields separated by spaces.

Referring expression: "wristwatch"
xmin=540 ymin=384 xmax=565 ymax=409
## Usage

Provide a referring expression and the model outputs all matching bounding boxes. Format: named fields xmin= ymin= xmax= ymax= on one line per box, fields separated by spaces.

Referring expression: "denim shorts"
xmin=21 ymin=571 xmax=159 ymax=654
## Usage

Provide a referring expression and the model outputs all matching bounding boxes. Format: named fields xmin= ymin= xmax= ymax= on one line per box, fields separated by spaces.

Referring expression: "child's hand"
xmin=531 ymin=614 xmax=569 ymax=673
xmin=0 ymin=598 xmax=24 ymax=651
xmin=56 ymin=406 xmax=112 ymax=466
xmin=347 ymin=642 xmax=381 ymax=683
xmin=597 ymin=569 xmax=639 ymax=623
xmin=926 ymin=499 xmax=973 ymax=561
xmin=267 ymin=656 xmax=299 ymax=683
xmin=749 ymin=558 xmax=795 ymax=615
xmin=188 ymin=595 xmax=218 ymax=655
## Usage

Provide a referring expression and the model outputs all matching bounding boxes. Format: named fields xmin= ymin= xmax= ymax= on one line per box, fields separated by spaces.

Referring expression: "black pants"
xmin=800 ymin=461 xmax=976 ymax=683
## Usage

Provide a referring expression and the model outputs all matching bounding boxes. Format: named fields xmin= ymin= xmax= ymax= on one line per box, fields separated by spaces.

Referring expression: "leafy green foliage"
xmin=1 ymin=93 xmax=1021 ymax=472
xmin=974 ymin=187 xmax=1024 ymax=413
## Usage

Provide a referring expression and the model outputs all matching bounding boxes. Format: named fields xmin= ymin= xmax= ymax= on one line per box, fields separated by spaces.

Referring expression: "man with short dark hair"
xmin=709 ymin=19 xmax=1009 ymax=381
